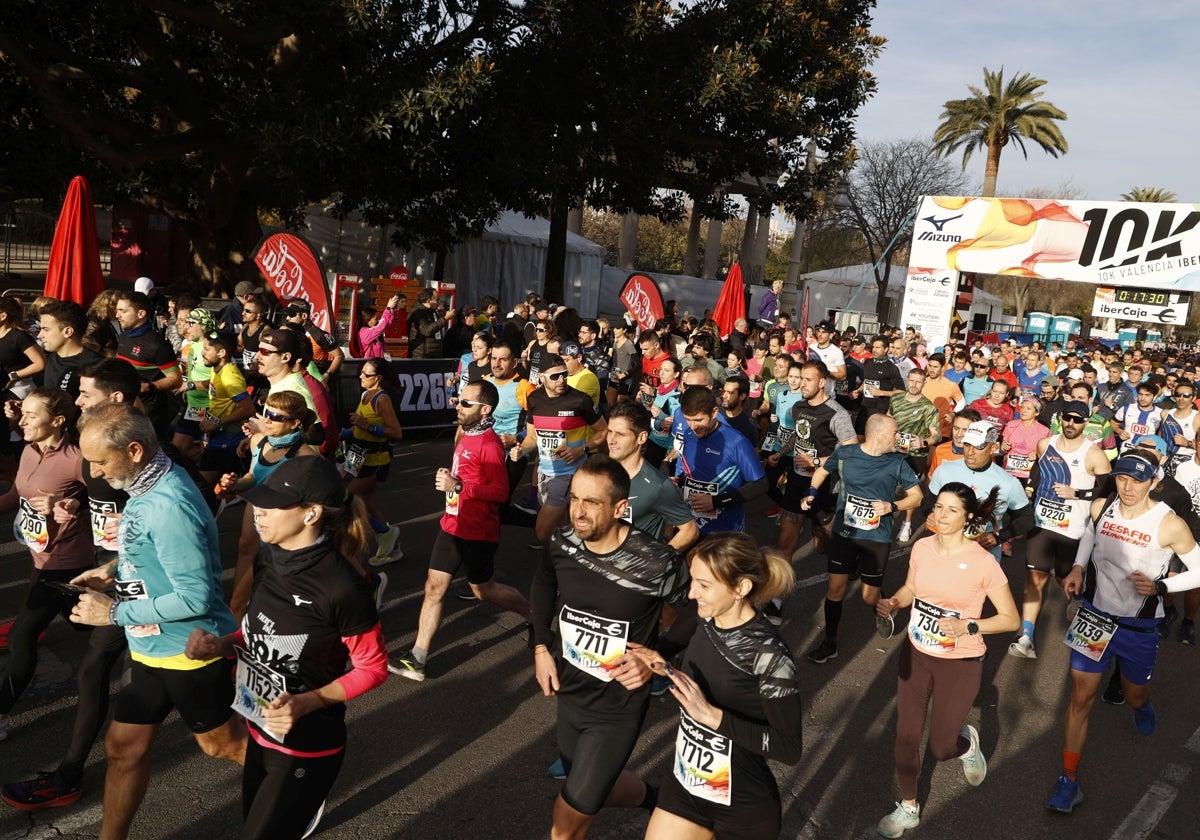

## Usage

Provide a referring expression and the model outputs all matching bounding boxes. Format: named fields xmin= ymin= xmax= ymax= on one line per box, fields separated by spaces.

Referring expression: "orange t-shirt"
xmin=921 ymin=376 xmax=964 ymax=438
xmin=907 ymin=536 xmax=1007 ymax=659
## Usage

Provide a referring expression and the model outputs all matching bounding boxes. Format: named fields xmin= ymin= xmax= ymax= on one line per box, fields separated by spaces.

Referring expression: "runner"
xmin=889 ymin=368 xmax=941 ymax=543
xmin=1160 ymin=381 xmax=1199 ymax=476
xmin=195 ymin=330 xmax=254 ymax=487
xmin=874 ymin=483 xmax=1019 ymax=837
xmin=1047 ymin=449 xmax=1200 ymax=813
xmin=856 ymin=336 xmax=906 ymax=436
xmin=636 ymin=532 xmax=802 ymax=840
xmin=1111 ymin=382 xmax=1163 ymax=455
xmin=115 ymin=291 xmax=182 ymax=440
xmin=390 ymin=380 xmax=530 ymax=682
xmin=511 ymin=353 xmax=607 ymax=545
xmin=808 ymin=321 xmax=846 ymax=397
xmin=38 ymin=301 xmax=103 ymax=398
xmin=802 ymin=414 xmax=923 ymax=664
xmin=928 ymin=409 xmax=979 ymax=475
xmin=69 ymin=402 xmax=246 ymax=840
xmin=1009 ymin=400 xmax=1111 ymax=659
xmin=343 ymin=358 xmax=405 ymax=565
xmin=641 ymin=356 xmax=682 ymax=469
xmin=763 ymin=360 xmax=806 ymax=513
xmin=170 ymin=306 xmax=216 ymax=462
xmin=185 ymin=457 xmax=388 ymax=839
xmin=969 ymin=379 xmax=1015 ymax=433
xmin=529 ymin=456 xmax=690 ymax=839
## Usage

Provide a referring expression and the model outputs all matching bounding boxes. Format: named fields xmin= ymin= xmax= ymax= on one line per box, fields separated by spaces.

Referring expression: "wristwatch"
xmin=812 ymin=456 xmax=822 ymax=467
xmin=454 ymin=479 xmax=463 ymax=494
xmin=966 ymin=620 xmax=980 ymax=636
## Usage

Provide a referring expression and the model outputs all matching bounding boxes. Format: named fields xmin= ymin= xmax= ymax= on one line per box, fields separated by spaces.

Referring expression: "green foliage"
xmin=1121 ymin=186 xmax=1178 ymax=203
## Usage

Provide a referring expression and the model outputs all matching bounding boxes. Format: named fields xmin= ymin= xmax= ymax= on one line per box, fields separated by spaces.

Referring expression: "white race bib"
xmin=674 ymin=712 xmax=733 ymax=806
xmin=114 ymin=579 xmax=160 ymax=637
xmin=1034 ymin=497 xmax=1072 ymax=532
xmin=232 ymin=647 xmax=287 ymax=742
xmin=89 ymin=499 xmax=120 ymax=551
xmin=183 ymin=404 xmax=204 ymax=422
xmin=844 ymin=495 xmax=881 ymax=531
xmin=15 ymin=498 xmax=49 ymax=552
xmin=537 ymin=429 xmax=566 ymax=457
xmin=1006 ymin=453 xmax=1034 ymax=474
xmin=908 ymin=598 xmax=961 ymax=653
xmin=897 ymin=432 xmax=920 ymax=454
xmin=760 ymin=433 xmax=782 ymax=453
xmin=559 ymin=605 xmax=629 ymax=681
xmin=343 ymin=444 xmax=366 ymax=478
xmin=792 ymin=446 xmax=817 ymax=477
xmin=1063 ymin=605 xmax=1117 ymax=662
xmin=682 ymin=477 xmax=720 ymax=527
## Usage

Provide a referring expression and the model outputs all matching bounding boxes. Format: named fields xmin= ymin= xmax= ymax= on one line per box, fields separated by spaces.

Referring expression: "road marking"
xmin=1184 ymin=721 xmax=1200 ymax=754
xmin=797 ymin=572 xmax=828 ymax=589
xmin=1108 ymin=763 xmax=1191 ymax=840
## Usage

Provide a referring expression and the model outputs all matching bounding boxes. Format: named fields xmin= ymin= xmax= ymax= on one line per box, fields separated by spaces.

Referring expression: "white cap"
xmin=134 ymin=276 xmax=154 ymax=294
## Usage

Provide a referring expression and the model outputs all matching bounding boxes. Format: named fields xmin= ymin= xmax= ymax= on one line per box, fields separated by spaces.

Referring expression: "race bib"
xmin=537 ymin=429 xmax=566 ymax=457
xmin=559 ymin=605 xmax=628 ymax=681
xmin=792 ymin=446 xmax=817 ymax=477
xmin=863 ymin=380 xmax=879 ymax=399
xmin=232 ymin=647 xmax=287 ymax=742
xmin=1034 ymin=497 xmax=1072 ymax=532
xmin=1006 ymin=453 xmax=1034 ymax=474
xmin=89 ymin=499 xmax=120 ymax=551
xmin=682 ymin=478 xmax=720 ymax=527
xmin=344 ymin=444 xmax=366 ymax=478
xmin=1063 ymin=604 xmax=1117 ymax=662
xmin=242 ymin=349 xmax=256 ymax=369
xmin=897 ymin=432 xmax=920 ymax=454
xmin=673 ymin=433 xmax=684 ymax=456
xmin=760 ymin=433 xmax=782 ymax=453
xmin=444 ymin=487 xmax=460 ymax=516
xmin=15 ymin=498 xmax=49 ymax=552
xmin=114 ymin=579 xmax=160 ymax=638
xmin=183 ymin=404 xmax=204 ymax=422
xmin=1170 ymin=449 xmax=1194 ymax=474
xmin=844 ymin=495 xmax=880 ymax=531
xmin=908 ymin=598 xmax=961 ymax=653
xmin=674 ymin=712 xmax=733 ymax=806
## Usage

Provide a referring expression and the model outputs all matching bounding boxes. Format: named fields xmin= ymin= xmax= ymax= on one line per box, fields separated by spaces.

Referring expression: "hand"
xmin=625 ymin=641 xmax=666 ymax=673
xmin=767 ymin=452 xmax=781 ymax=467
xmin=556 ymin=444 xmax=585 ymax=464
xmin=349 ymin=413 xmax=369 ymax=430
xmin=1001 ymin=441 xmax=1012 ymax=452
xmin=52 ymin=497 xmax=80 ymax=524
xmin=872 ymin=500 xmax=893 ymax=516
xmin=186 ymin=628 xmax=228 ymax=660
xmin=876 ymin=597 xmax=899 ymax=618
xmin=3 ymin=399 xmax=21 ymax=420
xmin=216 ymin=473 xmax=239 ymax=497
xmin=243 ymin=415 xmax=265 ymax=437
xmin=434 ymin=468 xmax=457 ymax=493
xmin=663 ymin=668 xmax=722 ymax=730
xmin=1052 ymin=482 xmax=1075 ymax=499
xmin=72 ymin=563 xmax=116 ymax=590
xmin=609 ymin=652 xmax=651 ymax=692
xmin=937 ymin=617 xmax=969 ymax=638
xmin=261 ymin=692 xmax=314 ymax=737
xmin=1128 ymin=570 xmax=1160 ymax=596
xmin=27 ymin=490 xmax=56 ymax=516
xmin=1064 ymin=566 xmax=1084 ymax=597
xmin=799 ymin=495 xmax=814 ymax=511
xmin=661 ymin=417 xmax=673 ymax=433
xmin=534 ymin=647 xmax=559 ymax=696
xmin=975 ymin=532 xmax=998 ymax=550
xmin=71 ymin=590 xmax=116 ymax=626
xmin=443 ymin=309 xmax=456 ymax=322
xmin=199 ymin=416 xmax=219 ymax=433
xmin=236 ymin=437 xmax=252 ymax=459
xmin=387 ymin=294 xmax=402 ymax=310
xmin=689 ymin=493 xmax=716 ymax=516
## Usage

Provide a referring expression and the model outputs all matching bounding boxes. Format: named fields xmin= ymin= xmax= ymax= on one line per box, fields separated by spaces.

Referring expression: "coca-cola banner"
xmin=252 ymin=232 xmax=336 ymax=332
xmin=619 ymin=273 xmax=665 ymax=332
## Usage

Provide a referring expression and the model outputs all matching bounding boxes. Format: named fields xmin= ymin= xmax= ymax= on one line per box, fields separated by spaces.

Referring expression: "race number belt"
xmin=674 ymin=711 xmax=733 ymax=806
xmin=1063 ymin=605 xmax=1117 ymax=662
xmin=559 ymin=605 xmax=628 ymax=681
xmin=908 ymin=598 xmax=961 ymax=653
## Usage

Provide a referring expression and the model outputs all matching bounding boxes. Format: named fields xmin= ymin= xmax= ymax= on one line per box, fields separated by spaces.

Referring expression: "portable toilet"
xmin=1053 ymin=315 xmax=1082 ymax=340
xmin=1118 ymin=328 xmax=1138 ymax=349
xmin=1146 ymin=329 xmax=1163 ymax=348
xmin=1025 ymin=312 xmax=1051 ymax=340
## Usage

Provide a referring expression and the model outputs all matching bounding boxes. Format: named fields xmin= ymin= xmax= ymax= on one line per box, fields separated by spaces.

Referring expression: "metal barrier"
xmin=1 ymin=206 xmax=112 ymax=276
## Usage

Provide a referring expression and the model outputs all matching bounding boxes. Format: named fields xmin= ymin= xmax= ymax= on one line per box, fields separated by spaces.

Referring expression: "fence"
xmin=1 ymin=206 xmax=112 ymax=276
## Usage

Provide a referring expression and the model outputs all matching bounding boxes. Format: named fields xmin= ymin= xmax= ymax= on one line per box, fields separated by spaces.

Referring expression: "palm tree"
xmin=932 ymin=67 xmax=1068 ymax=197
xmin=1121 ymin=186 xmax=1177 ymax=203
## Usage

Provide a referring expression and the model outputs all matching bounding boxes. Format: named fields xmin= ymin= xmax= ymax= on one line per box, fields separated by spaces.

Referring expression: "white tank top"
xmin=1091 ymin=500 xmax=1174 ymax=619
xmin=1033 ymin=435 xmax=1097 ymax=539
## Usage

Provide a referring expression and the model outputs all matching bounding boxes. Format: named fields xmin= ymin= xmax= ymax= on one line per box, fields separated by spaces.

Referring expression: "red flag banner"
xmin=253 ymin=232 xmax=335 ymax=332
xmin=798 ymin=286 xmax=810 ymax=355
xmin=619 ymin=273 xmax=666 ymax=332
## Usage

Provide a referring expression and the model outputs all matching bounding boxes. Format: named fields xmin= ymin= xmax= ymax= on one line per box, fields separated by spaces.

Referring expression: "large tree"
xmin=932 ymin=67 xmax=1068 ymax=198
xmin=1121 ymin=186 xmax=1177 ymax=203
xmin=842 ymin=137 xmax=967 ymax=319
xmin=0 ymin=0 xmax=511 ymax=291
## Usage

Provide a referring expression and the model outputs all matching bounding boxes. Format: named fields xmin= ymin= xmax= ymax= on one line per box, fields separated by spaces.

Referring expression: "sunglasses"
xmin=457 ymin=398 xmax=495 ymax=409
xmin=360 ymin=371 xmax=380 ymax=379
xmin=535 ymin=327 xmax=548 ymax=333
xmin=1177 ymin=392 xmax=1195 ymax=398
xmin=543 ymin=371 xmax=568 ymax=383
xmin=257 ymin=347 xmax=281 ymax=356
xmin=263 ymin=407 xmax=295 ymax=423
xmin=1062 ymin=415 xmax=1087 ymax=424
xmin=973 ymin=364 xmax=988 ymax=369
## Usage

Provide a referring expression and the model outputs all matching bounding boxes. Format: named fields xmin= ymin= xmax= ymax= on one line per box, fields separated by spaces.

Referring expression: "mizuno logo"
xmin=923 ymin=213 xmax=963 ymax=231
xmin=293 ymin=595 xmax=313 ymax=606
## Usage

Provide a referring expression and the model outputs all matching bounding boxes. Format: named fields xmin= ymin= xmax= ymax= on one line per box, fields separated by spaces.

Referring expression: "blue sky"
xmin=855 ymin=1 xmax=1200 ymax=203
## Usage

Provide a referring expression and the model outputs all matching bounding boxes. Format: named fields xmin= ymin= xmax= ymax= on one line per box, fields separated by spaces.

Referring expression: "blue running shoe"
xmin=650 ymin=674 xmax=671 ymax=697
xmin=547 ymin=758 xmax=566 ymax=780
xmin=1133 ymin=701 xmax=1157 ymax=736
xmin=1046 ymin=774 xmax=1083 ymax=813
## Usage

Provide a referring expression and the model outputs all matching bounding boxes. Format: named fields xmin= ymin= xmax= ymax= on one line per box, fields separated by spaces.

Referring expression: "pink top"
xmin=907 ymin=536 xmax=1007 ymax=659
xmin=0 ymin=438 xmax=92 ymax=571
xmin=1002 ymin=418 xmax=1050 ymax=477
xmin=356 ymin=307 xmax=396 ymax=359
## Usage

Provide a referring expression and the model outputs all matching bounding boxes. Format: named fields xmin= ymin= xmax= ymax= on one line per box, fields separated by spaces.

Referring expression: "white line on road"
xmin=1184 ymin=722 xmax=1200 ymax=754
xmin=1108 ymin=763 xmax=1191 ymax=840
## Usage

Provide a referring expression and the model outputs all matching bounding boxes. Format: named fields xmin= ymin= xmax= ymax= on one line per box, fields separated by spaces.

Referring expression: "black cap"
xmin=285 ymin=299 xmax=312 ymax=315
xmin=815 ymin=320 xmax=835 ymax=332
xmin=559 ymin=340 xmax=583 ymax=357
xmin=241 ymin=458 xmax=346 ymax=510
xmin=539 ymin=353 xmax=565 ymax=372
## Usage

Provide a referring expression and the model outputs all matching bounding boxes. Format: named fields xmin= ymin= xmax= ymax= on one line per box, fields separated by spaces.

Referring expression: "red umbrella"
xmin=712 ymin=263 xmax=746 ymax=340
xmin=44 ymin=176 xmax=106 ymax=306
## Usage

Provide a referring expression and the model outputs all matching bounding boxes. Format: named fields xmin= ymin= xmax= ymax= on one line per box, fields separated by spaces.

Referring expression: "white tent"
xmin=444 ymin=211 xmax=606 ymax=311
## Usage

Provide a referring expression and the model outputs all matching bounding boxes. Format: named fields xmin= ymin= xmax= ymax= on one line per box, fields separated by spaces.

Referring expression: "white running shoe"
xmin=896 ymin=520 xmax=913 ymax=543
xmin=369 ymin=525 xmax=401 ymax=566
xmin=959 ymin=724 xmax=987 ymax=786
xmin=1008 ymin=635 xmax=1037 ymax=659
xmin=877 ymin=801 xmax=920 ymax=838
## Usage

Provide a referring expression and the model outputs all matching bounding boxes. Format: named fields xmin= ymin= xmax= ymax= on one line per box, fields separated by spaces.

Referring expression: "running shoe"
xmin=1133 ymin=701 xmax=1157 ymax=736
xmin=764 ymin=503 xmax=782 ymax=520
xmin=1045 ymin=774 xmax=1083 ymax=813
xmin=301 ymin=799 xmax=325 ymax=839
xmin=877 ymin=801 xmax=920 ymax=837
xmin=876 ymin=613 xmax=895 ymax=640
xmin=959 ymin=725 xmax=987 ymax=786
xmin=1179 ymin=620 xmax=1195 ymax=646
xmin=1102 ymin=676 xmax=1125 ymax=706
xmin=388 ymin=650 xmax=426 ymax=682
xmin=895 ymin=521 xmax=913 ymax=543
xmin=1007 ymin=635 xmax=1037 ymax=659
xmin=371 ymin=573 xmax=388 ymax=611
xmin=806 ymin=639 xmax=838 ymax=664
xmin=547 ymin=758 xmax=566 ymax=781
xmin=650 ymin=674 xmax=671 ymax=697
xmin=762 ymin=601 xmax=783 ymax=627
xmin=512 ymin=501 xmax=540 ymax=517
xmin=1 ymin=771 xmax=82 ymax=811
xmin=455 ymin=586 xmax=478 ymax=602
xmin=1157 ymin=604 xmax=1178 ymax=639
xmin=369 ymin=525 xmax=402 ymax=566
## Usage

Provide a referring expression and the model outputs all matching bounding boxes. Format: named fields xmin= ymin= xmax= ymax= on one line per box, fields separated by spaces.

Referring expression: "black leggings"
xmin=241 ymin=737 xmax=345 ymax=840
xmin=60 ymin=623 xmax=128 ymax=782
xmin=0 ymin=567 xmax=92 ymax=716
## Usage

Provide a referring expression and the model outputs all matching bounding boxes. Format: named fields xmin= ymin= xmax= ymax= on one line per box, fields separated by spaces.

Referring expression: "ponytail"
xmin=688 ymin=533 xmax=795 ymax=610
xmin=322 ymin=494 xmax=373 ymax=574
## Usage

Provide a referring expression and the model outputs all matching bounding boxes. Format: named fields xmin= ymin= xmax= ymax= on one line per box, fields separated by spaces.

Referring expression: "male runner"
xmin=857 ymin=336 xmax=906 ymax=436
xmin=889 ymin=368 xmax=941 ymax=542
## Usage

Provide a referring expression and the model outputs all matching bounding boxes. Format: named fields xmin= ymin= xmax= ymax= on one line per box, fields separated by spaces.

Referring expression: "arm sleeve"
xmin=335 ymin=623 xmax=389 ymax=700
xmin=529 ymin=547 xmax=559 ymax=649
xmin=1001 ymin=496 xmax=1034 ymax=542
xmin=715 ymin=683 xmax=803 ymax=765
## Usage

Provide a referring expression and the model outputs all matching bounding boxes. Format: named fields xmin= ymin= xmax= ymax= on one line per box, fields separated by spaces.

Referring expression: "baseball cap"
xmin=285 ymin=299 xmax=312 ymax=316
xmin=559 ymin=340 xmax=583 ymax=358
xmin=186 ymin=308 xmax=216 ymax=332
xmin=1061 ymin=400 xmax=1090 ymax=420
xmin=1110 ymin=452 xmax=1158 ymax=482
xmin=1134 ymin=435 xmax=1168 ymax=455
xmin=851 ymin=336 xmax=867 ymax=346
xmin=134 ymin=277 xmax=154 ymax=295
xmin=539 ymin=353 xmax=566 ymax=372
xmin=261 ymin=327 xmax=302 ymax=358
xmin=815 ymin=320 xmax=835 ymax=332
xmin=961 ymin=421 xmax=999 ymax=448
xmin=234 ymin=281 xmax=264 ymax=297
xmin=1067 ymin=369 xmax=1084 ymax=381
xmin=1042 ymin=376 xmax=1059 ymax=388
xmin=241 ymin=457 xmax=346 ymax=510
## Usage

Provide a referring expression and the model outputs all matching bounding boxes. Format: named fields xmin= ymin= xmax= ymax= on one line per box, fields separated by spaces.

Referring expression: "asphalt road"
xmin=2 ymin=431 xmax=1199 ymax=839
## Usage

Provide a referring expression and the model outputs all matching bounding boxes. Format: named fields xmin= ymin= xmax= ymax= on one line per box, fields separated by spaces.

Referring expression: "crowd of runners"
xmin=0 ymin=277 xmax=1198 ymax=839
